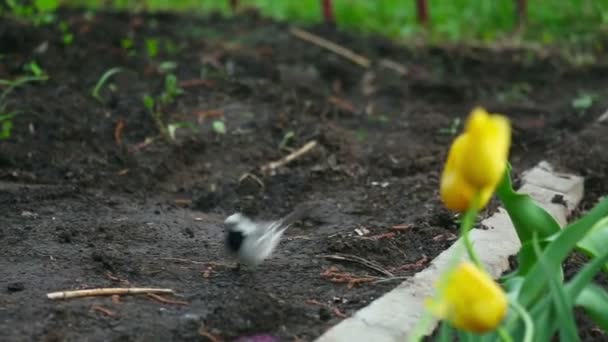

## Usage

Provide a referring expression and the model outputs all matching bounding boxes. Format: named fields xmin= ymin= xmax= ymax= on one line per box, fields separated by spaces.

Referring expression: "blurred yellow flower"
xmin=440 ymin=107 xmax=511 ymax=212
xmin=427 ymin=262 xmax=508 ymax=333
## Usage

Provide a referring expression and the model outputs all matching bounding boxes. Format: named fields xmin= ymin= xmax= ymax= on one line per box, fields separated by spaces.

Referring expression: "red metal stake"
xmin=230 ymin=0 xmax=239 ymax=13
xmin=322 ymin=0 xmax=335 ymax=25
xmin=515 ymin=0 xmax=527 ymax=31
xmin=415 ymin=0 xmax=429 ymax=26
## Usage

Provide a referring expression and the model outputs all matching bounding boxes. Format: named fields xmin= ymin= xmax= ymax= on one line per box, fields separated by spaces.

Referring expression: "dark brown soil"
xmin=1 ymin=8 xmax=607 ymax=342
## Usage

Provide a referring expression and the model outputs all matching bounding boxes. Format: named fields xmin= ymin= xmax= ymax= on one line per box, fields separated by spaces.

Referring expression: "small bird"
xmin=224 ymin=203 xmax=311 ymax=267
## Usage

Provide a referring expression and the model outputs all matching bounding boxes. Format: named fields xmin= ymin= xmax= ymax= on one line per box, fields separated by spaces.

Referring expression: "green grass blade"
xmin=91 ymin=67 xmax=124 ymax=102
xmin=0 ymin=75 xmax=48 ymax=104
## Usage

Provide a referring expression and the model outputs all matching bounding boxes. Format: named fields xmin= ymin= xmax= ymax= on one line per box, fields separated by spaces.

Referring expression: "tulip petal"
xmin=442 ymin=263 xmax=508 ymax=333
xmin=462 ymin=108 xmax=511 ymax=189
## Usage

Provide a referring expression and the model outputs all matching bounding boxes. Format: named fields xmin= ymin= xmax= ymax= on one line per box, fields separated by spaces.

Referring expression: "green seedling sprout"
xmin=160 ymin=73 xmax=183 ymax=105
xmin=158 ymin=61 xmax=178 ymax=73
xmin=571 ymin=92 xmax=597 ymax=115
xmin=0 ymin=74 xmax=48 ymax=140
xmin=142 ymin=94 xmax=170 ymax=142
xmin=91 ymin=67 xmax=124 ymax=103
xmin=439 ymin=117 xmax=462 ymax=136
xmin=145 ymin=38 xmax=159 ymax=58
xmin=0 ymin=112 xmax=19 ymax=140
xmin=167 ymin=122 xmax=198 ymax=141
xmin=279 ymin=131 xmax=295 ymax=149
xmin=24 ymin=61 xmax=44 ymax=78
xmin=212 ymin=120 xmax=226 ymax=134
xmin=58 ymin=21 xmax=73 ymax=45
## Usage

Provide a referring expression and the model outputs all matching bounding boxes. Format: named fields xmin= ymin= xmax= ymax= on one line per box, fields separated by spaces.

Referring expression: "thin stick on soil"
xmin=261 ymin=140 xmax=318 ymax=173
xmin=146 ymin=293 xmax=189 ymax=305
xmin=179 ymin=79 xmax=214 ymax=88
xmin=91 ymin=305 xmax=117 ymax=317
xmin=47 ymin=287 xmax=175 ymax=300
xmin=379 ymin=58 xmax=409 ymax=76
xmin=289 ymin=27 xmax=370 ymax=68
xmin=306 ymin=299 xmax=347 ymax=318
xmin=320 ymin=253 xmax=394 ymax=277
xmin=320 ymin=266 xmax=377 ymax=288
xmin=198 ymin=326 xmax=222 ymax=342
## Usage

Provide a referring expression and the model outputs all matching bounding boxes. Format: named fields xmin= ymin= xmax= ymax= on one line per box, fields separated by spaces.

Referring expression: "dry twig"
xmin=391 ymin=223 xmax=413 ymax=231
xmin=146 ymin=293 xmax=189 ymax=305
xmin=320 ymin=253 xmax=393 ymax=277
xmin=91 ymin=305 xmax=117 ymax=317
xmin=105 ymin=271 xmax=130 ymax=285
xmin=389 ymin=255 xmax=429 ymax=273
xmin=114 ymin=119 xmax=125 ymax=146
xmin=320 ymin=266 xmax=376 ymax=288
xmin=289 ymin=27 xmax=370 ymax=68
xmin=198 ymin=326 xmax=222 ymax=342
xmin=179 ymin=79 xmax=215 ymax=88
xmin=260 ymin=140 xmax=318 ymax=173
xmin=363 ymin=232 xmax=396 ymax=241
xmin=306 ymin=299 xmax=347 ymax=318
xmin=47 ymin=287 xmax=174 ymax=300
xmin=379 ymin=58 xmax=409 ymax=76
xmin=328 ymin=96 xmax=356 ymax=113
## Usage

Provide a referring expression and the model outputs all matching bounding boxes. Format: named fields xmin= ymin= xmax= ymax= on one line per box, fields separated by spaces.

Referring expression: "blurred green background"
xmin=4 ymin=0 xmax=607 ymax=45
xmin=62 ymin=0 xmax=608 ymax=44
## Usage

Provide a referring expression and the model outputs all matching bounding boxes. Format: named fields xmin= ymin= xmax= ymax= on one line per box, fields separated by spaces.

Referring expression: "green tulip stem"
xmin=497 ymin=327 xmax=514 ymax=342
xmin=509 ymin=300 xmax=534 ymax=342
xmin=461 ymin=193 xmax=482 ymax=268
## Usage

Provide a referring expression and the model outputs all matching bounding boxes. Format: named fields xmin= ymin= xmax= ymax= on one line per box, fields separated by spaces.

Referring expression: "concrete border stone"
xmin=315 ymin=161 xmax=584 ymax=342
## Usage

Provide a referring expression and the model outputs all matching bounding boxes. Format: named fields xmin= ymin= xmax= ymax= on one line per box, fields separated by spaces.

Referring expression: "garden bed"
xmin=1 ymin=8 xmax=607 ymax=341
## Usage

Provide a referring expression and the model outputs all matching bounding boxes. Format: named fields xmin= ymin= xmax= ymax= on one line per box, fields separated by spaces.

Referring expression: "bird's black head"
xmin=226 ymin=230 xmax=245 ymax=253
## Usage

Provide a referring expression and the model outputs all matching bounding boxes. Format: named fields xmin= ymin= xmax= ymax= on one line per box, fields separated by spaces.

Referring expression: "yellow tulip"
xmin=427 ymin=262 xmax=508 ymax=333
xmin=440 ymin=107 xmax=511 ymax=212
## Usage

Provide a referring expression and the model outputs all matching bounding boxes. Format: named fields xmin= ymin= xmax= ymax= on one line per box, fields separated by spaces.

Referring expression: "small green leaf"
xmin=571 ymin=94 xmax=595 ymax=110
xmin=279 ymin=131 xmax=295 ymax=149
xmin=158 ymin=61 xmax=178 ymax=73
xmin=63 ymin=33 xmax=73 ymax=45
xmin=143 ymin=95 xmax=155 ymax=111
xmin=212 ymin=120 xmax=226 ymax=134
xmin=167 ymin=122 xmax=197 ymax=140
xmin=25 ymin=61 xmax=43 ymax=77
xmin=145 ymin=38 xmax=159 ymax=58
xmin=121 ymin=38 xmax=134 ymax=50
xmin=0 ymin=120 xmax=13 ymax=139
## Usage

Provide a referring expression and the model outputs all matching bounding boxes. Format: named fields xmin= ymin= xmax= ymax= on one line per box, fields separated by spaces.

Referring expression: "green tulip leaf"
xmin=566 ymin=217 xmax=608 ymax=299
xmin=575 ymin=283 xmax=608 ymax=331
xmin=496 ymin=164 xmax=561 ymax=243
xmin=532 ymin=235 xmax=578 ymax=342
xmin=518 ymin=208 xmax=603 ymax=307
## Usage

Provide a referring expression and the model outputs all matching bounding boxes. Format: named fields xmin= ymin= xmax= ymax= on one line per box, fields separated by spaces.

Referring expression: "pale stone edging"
xmin=315 ymin=161 xmax=584 ymax=342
